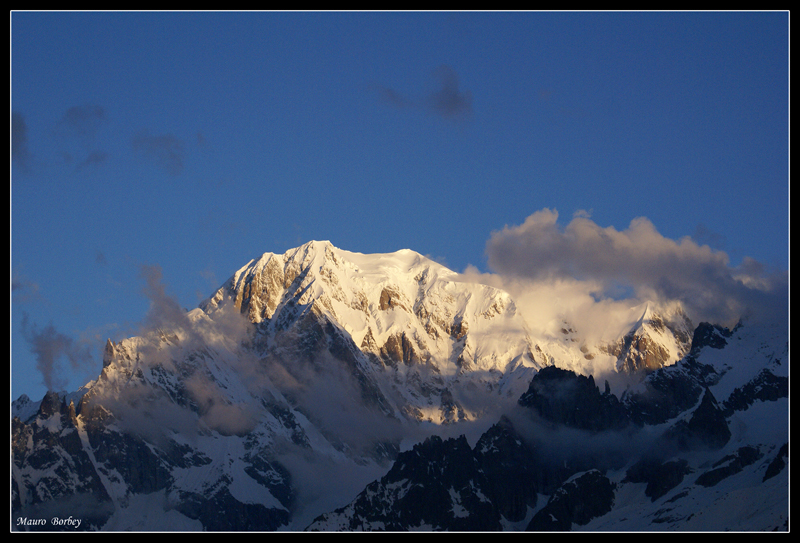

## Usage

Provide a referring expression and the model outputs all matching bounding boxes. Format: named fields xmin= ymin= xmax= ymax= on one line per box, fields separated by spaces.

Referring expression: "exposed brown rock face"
xmin=379 ymin=286 xmax=407 ymax=311
xmin=600 ymin=307 xmax=693 ymax=375
xmin=612 ymin=332 xmax=672 ymax=373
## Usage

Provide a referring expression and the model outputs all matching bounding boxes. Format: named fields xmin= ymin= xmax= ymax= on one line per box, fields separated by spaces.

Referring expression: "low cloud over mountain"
xmin=484 ymin=208 xmax=787 ymax=328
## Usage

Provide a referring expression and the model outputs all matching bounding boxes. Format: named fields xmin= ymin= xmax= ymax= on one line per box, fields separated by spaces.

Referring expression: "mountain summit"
xmin=199 ymin=240 xmax=540 ymax=424
xmin=12 ymin=241 xmax=788 ymax=531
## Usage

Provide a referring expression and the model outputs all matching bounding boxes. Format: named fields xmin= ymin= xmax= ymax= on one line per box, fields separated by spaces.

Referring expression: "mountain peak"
xmin=637 ymin=302 xmax=656 ymax=325
xmin=203 ymin=241 xmax=453 ymax=324
xmin=195 ymin=241 xmax=538 ymax=423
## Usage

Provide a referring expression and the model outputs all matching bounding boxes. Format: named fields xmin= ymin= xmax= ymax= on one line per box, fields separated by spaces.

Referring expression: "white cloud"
xmin=483 ymin=208 xmax=787 ymax=328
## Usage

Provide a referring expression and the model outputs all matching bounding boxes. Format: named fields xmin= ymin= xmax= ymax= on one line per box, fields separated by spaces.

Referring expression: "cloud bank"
xmin=484 ymin=209 xmax=787 ymax=328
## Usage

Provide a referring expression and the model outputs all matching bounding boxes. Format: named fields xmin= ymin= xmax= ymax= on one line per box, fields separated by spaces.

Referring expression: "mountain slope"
xmin=309 ymin=315 xmax=788 ymax=531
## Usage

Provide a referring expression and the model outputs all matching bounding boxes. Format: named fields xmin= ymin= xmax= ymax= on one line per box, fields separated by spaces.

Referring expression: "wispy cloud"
xmin=138 ymin=264 xmax=192 ymax=334
xmin=426 ymin=64 xmax=472 ymax=119
xmin=76 ymin=150 xmax=109 ymax=171
xmin=11 ymin=272 xmax=40 ymax=303
xmin=12 ymin=111 xmax=32 ymax=172
xmin=376 ymin=85 xmax=415 ymax=109
xmin=131 ymin=130 xmax=185 ymax=176
xmin=56 ymin=104 xmax=106 ymax=138
xmin=20 ymin=313 xmax=94 ymax=392
xmin=376 ymin=64 xmax=472 ymax=121
xmin=80 ymin=263 xmax=261 ymax=438
xmin=50 ymin=104 xmax=110 ymax=171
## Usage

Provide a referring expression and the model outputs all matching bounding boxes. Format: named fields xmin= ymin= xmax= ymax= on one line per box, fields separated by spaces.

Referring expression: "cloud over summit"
xmin=485 ymin=209 xmax=786 ymax=327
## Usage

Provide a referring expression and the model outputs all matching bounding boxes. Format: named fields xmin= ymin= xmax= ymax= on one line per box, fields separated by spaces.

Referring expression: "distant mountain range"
xmin=12 ymin=241 xmax=788 ymax=531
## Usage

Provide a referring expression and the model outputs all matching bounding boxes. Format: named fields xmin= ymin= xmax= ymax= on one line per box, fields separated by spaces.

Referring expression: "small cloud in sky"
xmin=12 ymin=111 xmax=32 ymax=172
xmin=427 ymin=64 xmax=472 ymax=119
xmin=376 ymin=85 xmax=415 ymax=109
xmin=376 ymin=64 xmax=472 ymax=121
xmin=11 ymin=272 xmax=41 ymax=303
xmin=131 ymin=130 xmax=185 ymax=176
xmin=51 ymin=105 xmax=109 ymax=172
xmin=76 ymin=150 xmax=109 ymax=171
xmin=56 ymin=104 xmax=106 ymax=138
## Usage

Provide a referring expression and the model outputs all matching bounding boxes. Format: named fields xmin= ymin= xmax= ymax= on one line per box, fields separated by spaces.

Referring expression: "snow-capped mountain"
xmin=199 ymin=240 xmax=542 ymax=424
xmin=11 ymin=241 xmax=788 ymax=531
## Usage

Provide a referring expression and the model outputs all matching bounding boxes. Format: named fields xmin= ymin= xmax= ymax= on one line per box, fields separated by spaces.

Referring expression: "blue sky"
xmin=11 ymin=11 xmax=789 ymax=401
